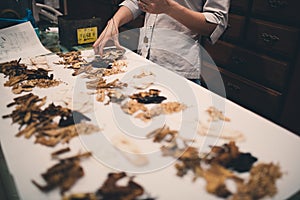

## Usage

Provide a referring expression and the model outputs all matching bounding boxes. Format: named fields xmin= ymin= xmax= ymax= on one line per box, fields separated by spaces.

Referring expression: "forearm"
xmin=111 ymin=6 xmax=134 ymax=27
xmin=166 ymin=1 xmax=216 ymax=36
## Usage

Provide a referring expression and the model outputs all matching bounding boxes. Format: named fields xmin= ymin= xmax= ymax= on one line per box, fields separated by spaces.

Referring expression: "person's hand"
xmin=93 ymin=18 xmax=123 ymax=56
xmin=138 ymin=0 xmax=173 ymax=14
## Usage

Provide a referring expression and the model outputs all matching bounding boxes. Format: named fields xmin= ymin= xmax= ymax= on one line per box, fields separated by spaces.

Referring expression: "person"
xmin=93 ymin=0 xmax=230 ymax=83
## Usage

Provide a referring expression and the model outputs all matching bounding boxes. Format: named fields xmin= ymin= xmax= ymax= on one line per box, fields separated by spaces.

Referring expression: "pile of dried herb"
xmin=0 ymin=59 xmax=61 ymax=94
xmin=2 ymin=93 xmax=99 ymax=147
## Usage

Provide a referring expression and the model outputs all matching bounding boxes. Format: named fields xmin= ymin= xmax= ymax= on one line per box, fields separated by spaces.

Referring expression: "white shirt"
xmin=120 ymin=0 xmax=230 ymax=79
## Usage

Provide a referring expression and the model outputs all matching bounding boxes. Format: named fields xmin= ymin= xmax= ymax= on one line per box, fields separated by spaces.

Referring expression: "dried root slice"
xmin=206 ymin=106 xmax=230 ymax=122
xmin=102 ymin=65 xmax=127 ymax=76
xmin=147 ymin=126 xmax=178 ymax=143
xmin=51 ymin=147 xmax=71 ymax=158
xmin=133 ymin=102 xmax=186 ymax=122
xmin=32 ymin=152 xmax=91 ymax=194
xmin=121 ymin=100 xmax=147 ymax=115
xmin=35 ymin=122 xmax=100 ymax=147
xmin=56 ymin=51 xmax=86 ymax=69
xmin=86 ymin=78 xmax=127 ymax=90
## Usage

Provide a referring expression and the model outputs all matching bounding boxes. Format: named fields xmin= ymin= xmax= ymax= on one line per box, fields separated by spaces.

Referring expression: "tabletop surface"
xmin=1 ymin=49 xmax=300 ymax=200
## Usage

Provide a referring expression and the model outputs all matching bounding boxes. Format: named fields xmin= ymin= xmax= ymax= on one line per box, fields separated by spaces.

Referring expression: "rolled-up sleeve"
xmin=120 ymin=0 xmax=143 ymax=19
xmin=202 ymin=0 xmax=230 ymax=44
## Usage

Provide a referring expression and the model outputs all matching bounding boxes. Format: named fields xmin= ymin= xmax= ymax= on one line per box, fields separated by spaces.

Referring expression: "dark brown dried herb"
xmin=129 ymin=89 xmax=167 ymax=104
xmin=32 ymin=152 xmax=91 ymax=194
xmin=0 ymin=59 xmax=60 ymax=93
xmin=62 ymin=172 xmax=155 ymax=200
xmin=2 ymin=93 xmax=98 ymax=147
xmin=205 ymin=141 xmax=257 ymax=173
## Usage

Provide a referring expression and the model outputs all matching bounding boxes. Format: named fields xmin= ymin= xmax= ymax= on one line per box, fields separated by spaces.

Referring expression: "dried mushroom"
xmin=0 ymin=59 xmax=60 ymax=93
xmin=2 ymin=93 xmax=99 ymax=147
xmin=32 ymin=151 xmax=91 ymax=194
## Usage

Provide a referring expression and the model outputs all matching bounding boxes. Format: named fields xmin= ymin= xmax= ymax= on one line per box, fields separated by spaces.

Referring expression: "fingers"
xmin=113 ymin=35 xmax=124 ymax=51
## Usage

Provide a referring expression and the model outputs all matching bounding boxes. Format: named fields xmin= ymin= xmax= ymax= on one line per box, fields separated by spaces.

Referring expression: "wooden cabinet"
xmin=246 ymin=19 xmax=299 ymax=58
xmin=251 ymin=0 xmax=300 ymax=25
xmin=203 ymin=0 xmax=300 ymax=135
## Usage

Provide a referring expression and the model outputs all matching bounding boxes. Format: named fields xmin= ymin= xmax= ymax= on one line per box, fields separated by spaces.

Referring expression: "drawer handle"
xmin=231 ymin=56 xmax=245 ymax=65
xmin=227 ymin=82 xmax=240 ymax=92
xmin=260 ymin=32 xmax=280 ymax=45
xmin=268 ymin=0 xmax=288 ymax=8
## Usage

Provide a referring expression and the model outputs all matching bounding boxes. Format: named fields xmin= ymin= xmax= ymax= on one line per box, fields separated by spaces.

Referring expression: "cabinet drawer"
xmin=202 ymin=61 xmax=283 ymax=121
xmin=204 ymin=40 xmax=290 ymax=92
xmin=246 ymin=19 xmax=300 ymax=57
xmin=252 ymin=0 xmax=300 ymax=24
xmin=223 ymin=14 xmax=246 ymax=41
xmin=230 ymin=0 xmax=250 ymax=14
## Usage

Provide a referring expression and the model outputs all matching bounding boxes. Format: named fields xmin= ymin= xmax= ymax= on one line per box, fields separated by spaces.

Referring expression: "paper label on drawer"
xmin=77 ymin=27 xmax=98 ymax=44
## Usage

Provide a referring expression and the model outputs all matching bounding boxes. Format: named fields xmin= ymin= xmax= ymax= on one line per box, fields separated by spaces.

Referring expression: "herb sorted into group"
xmin=129 ymin=89 xmax=166 ymax=104
xmin=32 ymin=151 xmax=91 ymax=194
xmin=146 ymin=125 xmax=282 ymax=199
xmin=62 ymin=172 xmax=155 ymax=200
xmin=0 ymin=59 xmax=61 ymax=94
xmin=2 ymin=93 xmax=99 ymax=147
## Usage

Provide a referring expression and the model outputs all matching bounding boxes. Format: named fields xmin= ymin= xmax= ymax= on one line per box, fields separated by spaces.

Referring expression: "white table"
xmin=0 ymin=49 xmax=300 ymax=200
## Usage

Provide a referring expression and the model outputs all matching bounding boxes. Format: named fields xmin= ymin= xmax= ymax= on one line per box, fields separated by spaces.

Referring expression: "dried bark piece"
xmin=51 ymin=147 xmax=71 ymax=158
xmin=32 ymin=152 xmax=91 ymax=194
xmin=147 ymin=126 xmax=178 ymax=143
xmin=63 ymin=172 xmax=155 ymax=200
xmin=97 ymin=172 xmax=145 ymax=200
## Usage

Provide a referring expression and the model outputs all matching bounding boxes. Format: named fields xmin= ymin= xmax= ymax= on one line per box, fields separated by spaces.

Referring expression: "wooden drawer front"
xmin=223 ymin=14 xmax=246 ymax=41
xmin=252 ymin=0 xmax=300 ymax=24
xmin=246 ymin=19 xmax=300 ymax=57
xmin=230 ymin=0 xmax=250 ymax=14
xmin=204 ymin=41 xmax=290 ymax=91
xmin=202 ymin=62 xmax=283 ymax=121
